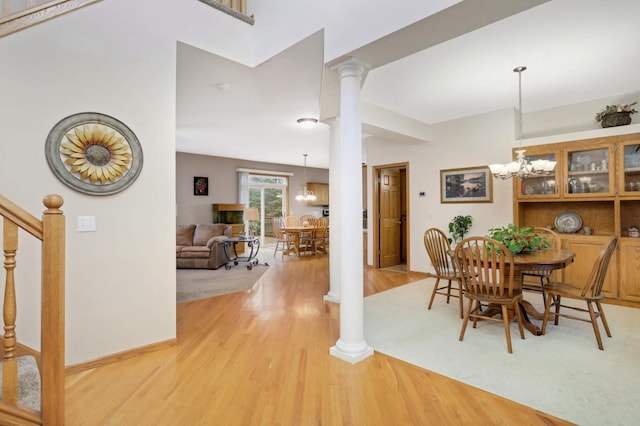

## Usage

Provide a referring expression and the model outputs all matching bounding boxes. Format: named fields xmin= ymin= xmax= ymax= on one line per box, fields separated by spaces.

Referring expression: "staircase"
xmin=0 ymin=194 xmax=66 ymax=425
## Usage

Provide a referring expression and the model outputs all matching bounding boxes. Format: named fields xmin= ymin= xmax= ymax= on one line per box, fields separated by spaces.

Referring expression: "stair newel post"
xmin=41 ymin=194 xmax=65 ymax=425
xmin=2 ymin=219 xmax=18 ymax=405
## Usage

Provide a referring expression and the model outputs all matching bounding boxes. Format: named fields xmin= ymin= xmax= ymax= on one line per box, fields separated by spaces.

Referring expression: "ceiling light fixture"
xmin=296 ymin=117 xmax=318 ymax=129
xmin=489 ymin=66 xmax=556 ymax=179
xmin=295 ymin=154 xmax=317 ymax=202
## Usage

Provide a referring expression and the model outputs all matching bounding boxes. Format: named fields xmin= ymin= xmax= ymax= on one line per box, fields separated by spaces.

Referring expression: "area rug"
xmin=177 ymin=263 xmax=269 ymax=303
xmin=364 ymin=279 xmax=640 ymax=425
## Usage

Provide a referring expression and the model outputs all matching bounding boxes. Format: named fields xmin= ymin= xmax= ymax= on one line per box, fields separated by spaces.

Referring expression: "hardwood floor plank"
xmin=65 ymin=253 xmax=571 ymax=425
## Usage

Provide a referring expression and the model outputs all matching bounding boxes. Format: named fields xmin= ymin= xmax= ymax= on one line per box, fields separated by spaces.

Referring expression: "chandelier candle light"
xmin=295 ymin=153 xmax=317 ymax=202
xmin=489 ymin=66 xmax=556 ymax=179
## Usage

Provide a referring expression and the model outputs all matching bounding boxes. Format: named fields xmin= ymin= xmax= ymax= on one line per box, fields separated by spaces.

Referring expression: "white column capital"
xmin=330 ymin=57 xmax=371 ymax=83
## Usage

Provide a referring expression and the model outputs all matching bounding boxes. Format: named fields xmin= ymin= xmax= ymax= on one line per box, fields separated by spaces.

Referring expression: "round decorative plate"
xmin=45 ymin=112 xmax=143 ymax=195
xmin=554 ymin=212 xmax=583 ymax=234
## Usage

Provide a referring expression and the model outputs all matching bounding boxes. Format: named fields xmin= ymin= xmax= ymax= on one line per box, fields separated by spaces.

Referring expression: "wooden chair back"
xmin=533 ymin=226 xmax=561 ymax=248
xmin=581 ymin=236 xmax=617 ymax=299
xmin=284 ymin=215 xmax=300 ymax=227
xmin=455 ymin=236 xmax=515 ymax=298
xmin=272 ymin=217 xmax=285 ymax=238
xmin=423 ymin=228 xmax=455 ymax=276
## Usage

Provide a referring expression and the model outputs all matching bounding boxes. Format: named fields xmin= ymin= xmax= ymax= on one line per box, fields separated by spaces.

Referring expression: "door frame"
xmin=372 ymin=162 xmax=410 ymax=270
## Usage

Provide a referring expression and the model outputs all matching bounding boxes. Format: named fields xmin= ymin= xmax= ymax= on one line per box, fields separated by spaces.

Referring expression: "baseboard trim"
xmin=65 ymin=338 xmax=177 ymax=375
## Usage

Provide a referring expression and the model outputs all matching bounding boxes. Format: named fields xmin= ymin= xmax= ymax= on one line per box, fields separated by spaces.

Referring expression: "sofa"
xmin=176 ymin=224 xmax=232 ymax=269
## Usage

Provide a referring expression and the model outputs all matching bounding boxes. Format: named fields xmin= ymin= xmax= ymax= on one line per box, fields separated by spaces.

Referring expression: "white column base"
xmin=329 ymin=339 xmax=374 ymax=364
xmin=323 ymin=291 xmax=340 ymax=303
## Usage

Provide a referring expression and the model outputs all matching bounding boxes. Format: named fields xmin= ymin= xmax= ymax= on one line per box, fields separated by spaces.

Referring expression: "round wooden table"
xmin=489 ymin=248 xmax=575 ymax=335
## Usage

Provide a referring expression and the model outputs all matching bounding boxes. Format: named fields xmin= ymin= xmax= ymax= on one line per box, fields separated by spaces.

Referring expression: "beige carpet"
xmin=177 ymin=262 xmax=269 ymax=303
xmin=364 ymin=279 xmax=640 ymax=425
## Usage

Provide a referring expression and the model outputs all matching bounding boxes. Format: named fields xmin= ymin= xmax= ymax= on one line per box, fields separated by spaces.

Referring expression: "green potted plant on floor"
xmin=448 ymin=215 xmax=473 ymax=245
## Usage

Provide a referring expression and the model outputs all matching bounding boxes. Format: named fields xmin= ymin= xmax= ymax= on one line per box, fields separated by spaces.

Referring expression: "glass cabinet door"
xmin=515 ymin=150 xmax=560 ymax=198
xmin=619 ymin=140 xmax=640 ymax=196
xmin=565 ymin=146 xmax=614 ymax=196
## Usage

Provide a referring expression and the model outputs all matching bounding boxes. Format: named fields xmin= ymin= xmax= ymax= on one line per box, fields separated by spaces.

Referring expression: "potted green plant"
xmin=448 ymin=215 xmax=473 ymax=245
xmin=487 ymin=224 xmax=550 ymax=254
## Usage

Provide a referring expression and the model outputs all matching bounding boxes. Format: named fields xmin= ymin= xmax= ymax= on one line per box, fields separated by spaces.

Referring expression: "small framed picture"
xmin=194 ymin=176 xmax=208 ymax=196
xmin=440 ymin=166 xmax=493 ymax=203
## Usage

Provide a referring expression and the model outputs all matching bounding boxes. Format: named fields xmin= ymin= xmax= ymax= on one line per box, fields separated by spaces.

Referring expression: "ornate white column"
xmin=329 ymin=57 xmax=373 ymax=364
xmin=324 ymin=117 xmax=340 ymax=303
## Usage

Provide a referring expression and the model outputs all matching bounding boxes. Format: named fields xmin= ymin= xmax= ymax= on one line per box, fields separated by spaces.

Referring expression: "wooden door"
xmin=379 ymin=168 xmax=401 ymax=268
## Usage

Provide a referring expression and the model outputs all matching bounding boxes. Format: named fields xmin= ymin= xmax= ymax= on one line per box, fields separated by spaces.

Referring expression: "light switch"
xmin=77 ymin=216 xmax=96 ymax=232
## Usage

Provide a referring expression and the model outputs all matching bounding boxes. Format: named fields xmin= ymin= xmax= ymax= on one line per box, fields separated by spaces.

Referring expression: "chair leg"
xmin=427 ymin=278 xmax=441 ymax=310
xmin=596 ymin=301 xmax=612 ymax=337
xmin=501 ymin=304 xmax=513 ymax=354
xmin=446 ymin=280 xmax=452 ymax=304
xmin=472 ymin=301 xmax=480 ymax=329
xmin=587 ymin=301 xmax=604 ymax=350
xmin=457 ymin=281 xmax=464 ymax=319
xmin=459 ymin=298 xmax=473 ymax=342
xmin=514 ymin=302 xmax=525 ymax=340
xmin=541 ymin=293 xmax=554 ymax=335
xmin=554 ymin=295 xmax=561 ymax=325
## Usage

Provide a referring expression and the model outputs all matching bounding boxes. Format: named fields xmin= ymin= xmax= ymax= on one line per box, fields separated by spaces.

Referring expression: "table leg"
xmin=518 ymin=301 xmax=542 ymax=336
xmin=480 ymin=302 xmax=542 ymax=336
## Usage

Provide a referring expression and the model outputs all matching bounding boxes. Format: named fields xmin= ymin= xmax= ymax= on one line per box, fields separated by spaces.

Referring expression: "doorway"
xmin=372 ymin=162 xmax=409 ymax=271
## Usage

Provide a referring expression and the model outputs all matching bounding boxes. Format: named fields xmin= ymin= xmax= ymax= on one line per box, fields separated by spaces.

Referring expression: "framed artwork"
xmin=440 ymin=166 xmax=493 ymax=203
xmin=194 ymin=176 xmax=208 ymax=196
xmin=45 ymin=112 xmax=143 ymax=196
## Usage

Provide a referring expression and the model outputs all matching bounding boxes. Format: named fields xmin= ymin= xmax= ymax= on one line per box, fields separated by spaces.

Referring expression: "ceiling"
xmin=176 ymin=0 xmax=640 ymax=169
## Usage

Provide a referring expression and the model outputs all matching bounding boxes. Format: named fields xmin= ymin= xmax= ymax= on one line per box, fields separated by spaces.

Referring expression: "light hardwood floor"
xmin=65 ymin=253 xmax=570 ymax=425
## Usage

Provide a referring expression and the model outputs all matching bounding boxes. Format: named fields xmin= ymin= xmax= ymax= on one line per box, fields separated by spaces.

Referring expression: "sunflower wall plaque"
xmin=45 ymin=112 xmax=143 ymax=195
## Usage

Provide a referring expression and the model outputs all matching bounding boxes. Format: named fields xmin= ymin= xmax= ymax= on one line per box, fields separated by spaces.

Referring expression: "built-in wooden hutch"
xmin=513 ymin=132 xmax=640 ymax=307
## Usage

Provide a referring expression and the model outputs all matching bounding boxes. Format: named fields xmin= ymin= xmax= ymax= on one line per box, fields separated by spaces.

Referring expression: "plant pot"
xmin=601 ymin=112 xmax=632 ymax=128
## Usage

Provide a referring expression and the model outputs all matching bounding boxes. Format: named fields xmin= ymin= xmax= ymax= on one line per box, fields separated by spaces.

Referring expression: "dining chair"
xmin=455 ymin=236 xmax=525 ymax=354
xmin=284 ymin=215 xmax=300 ymax=227
xmin=305 ymin=217 xmax=329 ymax=254
xmin=541 ymin=236 xmax=617 ymax=350
xmin=521 ymin=227 xmax=561 ymax=302
xmin=423 ymin=228 xmax=464 ymax=318
xmin=272 ymin=217 xmax=293 ymax=257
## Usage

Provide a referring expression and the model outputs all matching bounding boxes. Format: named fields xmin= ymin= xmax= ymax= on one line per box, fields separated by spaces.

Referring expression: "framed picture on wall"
xmin=194 ymin=176 xmax=208 ymax=196
xmin=440 ymin=166 xmax=493 ymax=203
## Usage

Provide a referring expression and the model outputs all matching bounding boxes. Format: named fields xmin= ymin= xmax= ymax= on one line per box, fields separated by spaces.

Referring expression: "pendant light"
xmin=489 ymin=66 xmax=556 ymax=179
xmin=295 ymin=154 xmax=317 ymax=201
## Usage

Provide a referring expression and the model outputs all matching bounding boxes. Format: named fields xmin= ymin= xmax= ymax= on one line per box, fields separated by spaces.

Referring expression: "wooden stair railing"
xmin=0 ymin=194 xmax=65 ymax=425
xmin=0 ymin=0 xmax=102 ymax=38
xmin=197 ymin=0 xmax=254 ymax=25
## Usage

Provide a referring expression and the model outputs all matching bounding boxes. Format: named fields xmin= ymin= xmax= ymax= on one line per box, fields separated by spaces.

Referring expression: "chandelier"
xmin=488 ymin=66 xmax=556 ymax=179
xmin=295 ymin=153 xmax=317 ymax=201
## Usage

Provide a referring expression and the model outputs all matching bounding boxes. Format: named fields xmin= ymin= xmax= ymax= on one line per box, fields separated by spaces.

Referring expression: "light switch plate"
xmin=77 ymin=216 xmax=96 ymax=232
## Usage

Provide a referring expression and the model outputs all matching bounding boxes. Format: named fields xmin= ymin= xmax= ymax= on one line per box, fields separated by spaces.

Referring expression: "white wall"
xmin=0 ymin=0 xmax=252 ymax=365
xmin=176 ymin=153 xmax=328 ymax=225
xmin=366 ymin=104 xmax=640 ymax=274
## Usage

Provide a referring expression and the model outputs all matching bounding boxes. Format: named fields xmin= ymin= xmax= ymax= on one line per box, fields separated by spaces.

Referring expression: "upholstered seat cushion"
xmin=179 ymin=246 xmax=211 ymax=259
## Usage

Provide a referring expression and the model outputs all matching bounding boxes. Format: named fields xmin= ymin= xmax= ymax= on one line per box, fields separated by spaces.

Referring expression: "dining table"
xmin=453 ymin=248 xmax=575 ymax=336
xmin=281 ymin=225 xmax=315 ymax=256
xmin=491 ymin=248 xmax=575 ymax=335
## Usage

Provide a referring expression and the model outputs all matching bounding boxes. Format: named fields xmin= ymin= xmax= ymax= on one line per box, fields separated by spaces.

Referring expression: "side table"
xmin=223 ymin=237 xmax=265 ymax=270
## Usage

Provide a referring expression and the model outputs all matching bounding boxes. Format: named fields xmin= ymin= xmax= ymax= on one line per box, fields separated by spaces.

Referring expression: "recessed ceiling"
xmin=176 ymin=0 xmax=640 ymax=169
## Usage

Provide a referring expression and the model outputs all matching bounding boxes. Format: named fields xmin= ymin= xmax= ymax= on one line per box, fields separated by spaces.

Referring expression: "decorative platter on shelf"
xmin=554 ymin=212 xmax=583 ymax=234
